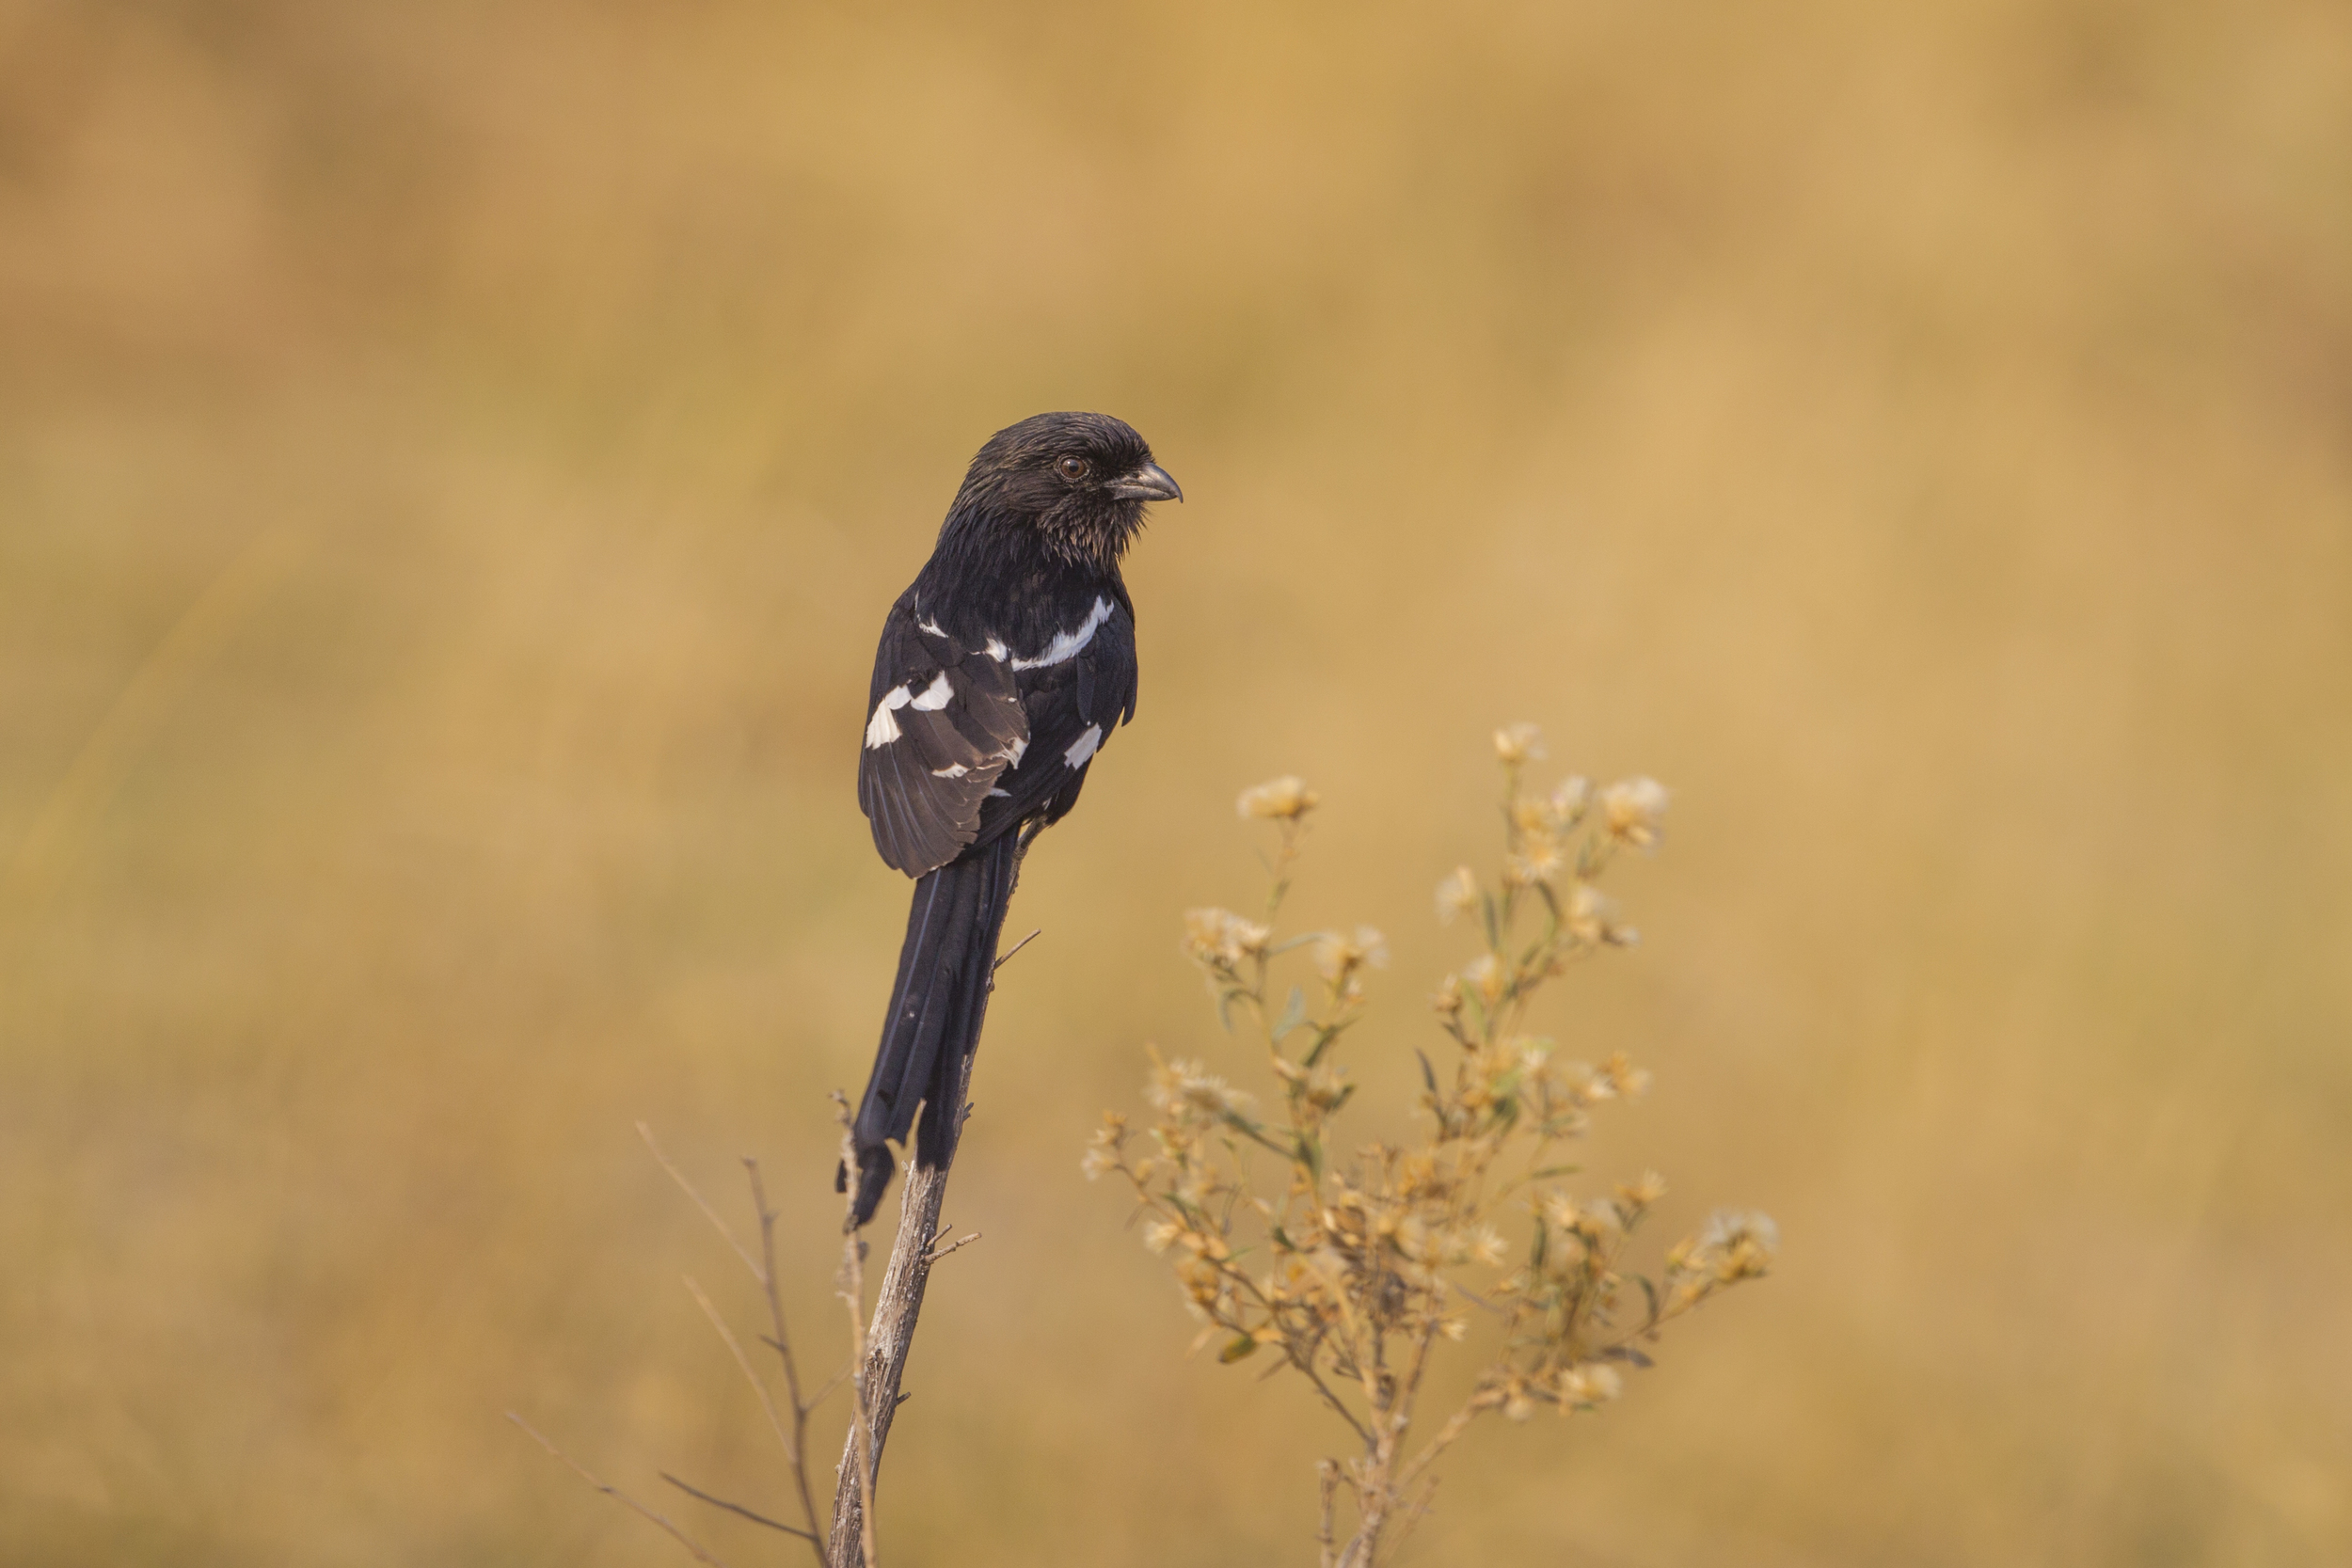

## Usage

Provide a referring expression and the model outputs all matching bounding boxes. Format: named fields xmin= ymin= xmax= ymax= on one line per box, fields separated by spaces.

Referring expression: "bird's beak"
xmin=1109 ymin=461 xmax=1183 ymax=502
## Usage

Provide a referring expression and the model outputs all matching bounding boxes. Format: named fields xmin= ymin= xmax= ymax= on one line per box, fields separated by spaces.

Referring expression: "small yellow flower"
xmin=1434 ymin=866 xmax=1479 ymax=924
xmin=1617 ymin=1169 xmax=1668 ymax=1208
xmin=1146 ymin=1054 xmax=1256 ymax=1119
xmin=1466 ymin=953 xmax=1507 ymax=1004
xmin=1600 ymin=776 xmax=1670 ymax=850
xmin=1183 ymin=907 xmax=1271 ymax=966
xmin=1565 ymin=1363 xmax=1624 ymax=1404
xmin=1504 ymin=832 xmax=1565 ymax=886
xmin=1314 ymin=927 xmax=1390 ymax=980
xmin=1493 ymin=723 xmax=1545 ymax=765
xmin=1237 ymin=775 xmax=1320 ymax=820
xmin=1565 ymin=882 xmax=1617 ymax=943
xmin=1430 ymin=974 xmax=1465 ymax=1017
xmin=1698 ymin=1209 xmax=1780 ymax=1274
xmin=1550 ymin=774 xmax=1593 ymax=826
xmin=1602 ymin=1051 xmax=1652 ymax=1100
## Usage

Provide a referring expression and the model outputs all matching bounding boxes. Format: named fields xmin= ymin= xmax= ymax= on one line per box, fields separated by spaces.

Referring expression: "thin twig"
xmin=640 ymin=1122 xmax=760 ymax=1281
xmin=1390 ymin=1472 xmax=1444 ymax=1558
xmin=1397 ymin=1389 xmax=1500 ymax=1493
xmin=683 ymin=1276 xmax=799 ymax=1482
xmin=923 ymin=1229 xmax=982 ymax=1264
xmin=793 ymin=1361 xmax=851 ymax=1410
xmin=745 ymin=1157 xmax=829 ymax=1560
xmin=641 ymin=1125 xmax=830 ymax=1560
xmin=1295 ymin=1355 xmax=1376 ymax=1449
xmin=1316 ymin=1459 xmax=1341 ymax=1568
xmin=507 ymin=1413 xmax=732 ymax=1568
xmin=992 ymin=927 xmax=1041 ymax=973
xmin=661 ymin=1473 xmax=818 ymax=1542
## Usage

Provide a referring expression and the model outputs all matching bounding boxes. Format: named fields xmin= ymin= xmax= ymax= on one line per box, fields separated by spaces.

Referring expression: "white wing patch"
xmin=932 ymin=763 xmax=969 ymax=779
xmin=866 ymin=672 xmax=954 ymax=748
xmin=917 ymin=615 xmax=946 ymax=636
xmin=908 ymin=671 xmax=954 ymax=711
xmin=995 ymin=736 xmax=1028 ymax=768
xmin=1010 ymin=597 xmax=1115 ymax=671
xmin=1063 ymin=723 xmax=1104 ymax=768
xmin=865 ymin=684 xmax=912 ymax=748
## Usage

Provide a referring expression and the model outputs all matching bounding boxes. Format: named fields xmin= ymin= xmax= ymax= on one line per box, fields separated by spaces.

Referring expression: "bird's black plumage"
xmin=844 ymin=412 xmax=1177 ymax=1225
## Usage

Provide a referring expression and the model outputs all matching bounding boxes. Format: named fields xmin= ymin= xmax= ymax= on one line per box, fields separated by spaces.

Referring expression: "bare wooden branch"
xmin=825 ymin=841 xmax=1037 ymax=1567
xmin=832 ymin=1099 xmax=882 ymax=1568
xmin=508 ymin=1413 xmax=732 ymax=1568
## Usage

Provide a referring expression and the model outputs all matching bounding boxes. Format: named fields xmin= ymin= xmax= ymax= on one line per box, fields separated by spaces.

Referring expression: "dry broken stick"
xmin=822 ymin=1050 xmax=980 ymax=1567
xmin=822 ymin=850 xmax=1031 ymax=1566
xmin=833 ymin=1097 xmax=883 ymax=1568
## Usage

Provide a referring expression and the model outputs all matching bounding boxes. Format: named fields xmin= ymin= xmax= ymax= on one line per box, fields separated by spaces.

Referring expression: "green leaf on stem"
xmin=1272 ymin=987 xmax=1309 ymax=1044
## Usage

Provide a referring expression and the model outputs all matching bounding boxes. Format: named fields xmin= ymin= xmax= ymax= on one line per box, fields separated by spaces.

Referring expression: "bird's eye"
xmin=1057 ymin=456 xmax=1089 ymax=482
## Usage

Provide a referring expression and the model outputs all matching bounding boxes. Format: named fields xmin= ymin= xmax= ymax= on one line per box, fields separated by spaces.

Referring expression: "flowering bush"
xmin=1088 ymin=727 xmax=1773 ymax=1567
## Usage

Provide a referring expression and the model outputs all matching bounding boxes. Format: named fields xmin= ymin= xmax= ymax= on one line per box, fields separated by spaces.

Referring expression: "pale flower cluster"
xmin=1093 ymin=730 xmax=1772 ymax=1568
xmin=1601 ymin=776 xmax=1671 ymax=851
xmin=1238 ymin=775 xmax=1320 ymax=820
xmin=1492 ymin=722 xmax=1546 ymax=765
xmin=1184 ymin=907 xmax=1271 ymax=967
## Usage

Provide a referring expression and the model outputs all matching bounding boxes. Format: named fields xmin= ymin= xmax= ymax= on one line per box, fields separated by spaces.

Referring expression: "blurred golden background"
xmin=5 ymin=1 xmax=2349 ymax=1562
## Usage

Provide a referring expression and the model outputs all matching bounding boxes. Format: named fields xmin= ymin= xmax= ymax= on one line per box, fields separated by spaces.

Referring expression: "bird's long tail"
xmin=841 ymin=832 xmax=1023 ymax=1227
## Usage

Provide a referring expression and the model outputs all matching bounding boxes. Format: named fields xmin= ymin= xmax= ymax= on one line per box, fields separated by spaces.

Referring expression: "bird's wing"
xmin=857 ymin=602 xmax=1026 ymax=876
xmin=977 ymin=594 xmax=1139 ymax=833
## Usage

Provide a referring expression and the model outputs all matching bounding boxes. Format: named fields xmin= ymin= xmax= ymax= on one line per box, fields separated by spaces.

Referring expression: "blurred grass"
xmin=3 ymin=0 xmax=2349 ymax=1562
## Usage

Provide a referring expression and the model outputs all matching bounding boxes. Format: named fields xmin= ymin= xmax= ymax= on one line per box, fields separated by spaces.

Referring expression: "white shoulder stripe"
xmin=1009 ymin=597 xmax=1115 ymax=670
xmin=908 ymin=671 xmax=954 ymax=710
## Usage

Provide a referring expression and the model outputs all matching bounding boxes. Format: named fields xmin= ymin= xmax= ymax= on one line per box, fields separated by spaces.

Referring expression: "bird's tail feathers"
xmin=840 ymin=833 xmax=1022 ymax=1227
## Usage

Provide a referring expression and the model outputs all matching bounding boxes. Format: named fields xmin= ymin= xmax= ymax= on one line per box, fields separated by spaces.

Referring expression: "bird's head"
xmin=956 ymin=411 xmax=1180 ymax=570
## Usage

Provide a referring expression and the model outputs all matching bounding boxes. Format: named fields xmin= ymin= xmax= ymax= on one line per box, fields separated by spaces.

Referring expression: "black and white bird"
xmin=842 ymin=412 xmax=1179 ymax=1227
